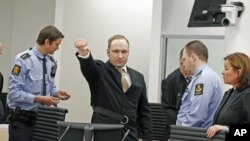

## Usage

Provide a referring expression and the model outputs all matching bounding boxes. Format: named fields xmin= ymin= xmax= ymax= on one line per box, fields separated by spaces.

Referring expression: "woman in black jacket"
xmin=207 ymin=52 xmax=250 ymax=139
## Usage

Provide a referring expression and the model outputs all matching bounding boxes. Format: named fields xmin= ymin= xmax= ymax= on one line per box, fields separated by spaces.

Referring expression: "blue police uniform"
xmin=8 ymin=47 xmax=58 ymax=141
xmin=8 ymin=47 xmax=57 ymax=112
xmin=176 ymin=64 xmax=223 ymax=128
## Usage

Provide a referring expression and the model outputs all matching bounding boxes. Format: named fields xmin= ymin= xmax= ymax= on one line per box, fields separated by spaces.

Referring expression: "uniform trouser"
xmin=9 ymin=121 xmax=34 ymax=141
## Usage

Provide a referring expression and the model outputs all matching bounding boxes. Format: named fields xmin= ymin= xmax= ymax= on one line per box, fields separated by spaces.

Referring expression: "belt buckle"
xmin=120 ymin=115 xmax=129 ymax=124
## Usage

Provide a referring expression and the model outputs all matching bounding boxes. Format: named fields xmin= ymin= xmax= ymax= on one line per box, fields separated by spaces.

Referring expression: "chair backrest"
xmin=32 ymin=106 xmax=68 ymax=141
xmin=149 ymin=103 xmax=167 ymax=141
xmin=169 ymin=125 xmax=226 ymax=141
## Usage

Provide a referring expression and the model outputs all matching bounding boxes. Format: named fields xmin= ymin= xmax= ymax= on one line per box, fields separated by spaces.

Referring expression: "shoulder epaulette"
xmin=20 ymin=53 xmax=31 ymax=60
xmin=196 ymin=70 xmax=203 ymax=77
xmin=48 ymin=55 xmax=56 ymax=63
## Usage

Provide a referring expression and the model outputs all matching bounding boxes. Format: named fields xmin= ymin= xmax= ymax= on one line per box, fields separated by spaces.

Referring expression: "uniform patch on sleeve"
xmin=11 ymin=65 xmax=21 ymax=76
xmin=194 ymin=83 xmax=203 ymax=95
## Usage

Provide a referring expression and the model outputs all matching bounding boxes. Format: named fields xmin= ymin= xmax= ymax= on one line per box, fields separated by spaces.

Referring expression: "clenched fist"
xmin=74 ymin=38 xmax=89 ymax=56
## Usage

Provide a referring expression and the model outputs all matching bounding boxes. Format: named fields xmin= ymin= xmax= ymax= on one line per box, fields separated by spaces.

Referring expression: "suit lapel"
xmin=106 ymin=61 xmax=123 ymax=90
xmin=213 ymin=88 xmax=234 ymax=123
xmin=127 ymin=67 xmax=136 ymax=91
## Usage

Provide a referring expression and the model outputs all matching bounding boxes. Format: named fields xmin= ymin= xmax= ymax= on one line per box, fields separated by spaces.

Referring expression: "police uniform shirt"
xmin=176 ymin=64 xmax=223 ymax=128
xmin=8 ymin=47 xmax=57 ymax=111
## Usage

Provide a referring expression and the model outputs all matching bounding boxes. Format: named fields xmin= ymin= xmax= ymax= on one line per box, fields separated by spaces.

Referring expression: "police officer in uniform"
xmin=7 ymin=25 xmax=70 ymax=141
xmin=176 ymin=40 xmax=223 ymax=128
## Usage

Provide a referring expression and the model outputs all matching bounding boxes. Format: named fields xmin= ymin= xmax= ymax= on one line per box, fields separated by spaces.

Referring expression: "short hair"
xmin=179 ymin=48 xmax=184 ymax=60
xmin=184 ymin=40 xmax=208 ymax=62
xmin=224 ymin=52 xmax=250 ymax=91
xmin=108 ymin=34 xmax=129 ymax=48
xmin=36 ymin=25 xmax=64 ymax=45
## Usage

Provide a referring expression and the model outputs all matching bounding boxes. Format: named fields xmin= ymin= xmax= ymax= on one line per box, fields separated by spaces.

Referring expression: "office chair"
xmin=32 ymin=106 xmax=68 ymax=141
xmin=169 ymin=125 xmax=226 ymax=141
xmin=149 ymin=103 xmax=167 ymax=141
xmin=57 ymin=121 xmax=124 ymax=141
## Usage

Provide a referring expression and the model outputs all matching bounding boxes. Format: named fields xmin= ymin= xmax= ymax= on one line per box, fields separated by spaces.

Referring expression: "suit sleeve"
xmin=161 ymin=78 xmax=178 ymax=124
xmin=243 ymin=92 xmax=250 ymax=124
xmin=76 ymin=52 xmax=99 ymax=86
xmin=137 ymin=76 xmax=153 ymax=140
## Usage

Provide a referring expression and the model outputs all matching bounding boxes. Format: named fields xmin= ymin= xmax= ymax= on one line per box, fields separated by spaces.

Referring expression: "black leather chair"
xmin=149 ymin=103 xmax=167 ymax=141
xmin=169 ymin=125 xmax=226 ymax=141
xmin=32 ymin=106 xmax=68 ymax=141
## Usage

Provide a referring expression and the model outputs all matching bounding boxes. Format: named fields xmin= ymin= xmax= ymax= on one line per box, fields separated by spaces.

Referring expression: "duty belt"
xmin=93 ymin=106 xmax=136 ymax=126
xmin=8 ymin=107 xmax=37 ymax=125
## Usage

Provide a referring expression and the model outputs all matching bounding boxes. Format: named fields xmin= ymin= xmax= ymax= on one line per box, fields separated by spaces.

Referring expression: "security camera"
xmin=221 ymin=2 xmax=244 ymax=26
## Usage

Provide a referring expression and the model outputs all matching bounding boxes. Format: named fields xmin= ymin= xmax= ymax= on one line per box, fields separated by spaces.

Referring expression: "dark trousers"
xmin=163 ymin=124 xmax=171 ymax=140
xmin=9 ymin=121 xmax=34 ymax=141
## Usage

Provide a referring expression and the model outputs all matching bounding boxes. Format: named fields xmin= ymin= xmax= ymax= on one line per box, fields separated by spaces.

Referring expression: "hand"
xmin=36 ymin=96 xmax=60 ymax=106
xmin=74 ymin=38 xmax=89 ymax=56
xmin=207 ymin=125 xmax=228 ymax=138
xmin=55 ymin=90 xmax=71 ymax=100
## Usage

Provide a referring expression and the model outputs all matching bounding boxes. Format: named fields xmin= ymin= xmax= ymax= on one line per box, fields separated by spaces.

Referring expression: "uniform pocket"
xmin=28 ymin=74 xmax=43 ymax=93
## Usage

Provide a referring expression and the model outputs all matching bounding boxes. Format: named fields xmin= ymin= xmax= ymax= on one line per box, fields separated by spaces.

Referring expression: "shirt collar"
xmin=32 ymin=46 xmax=45 ymax=59
xmin=193 ymin=64 xmax=207 ymax=77
xmin=116 ymin=65 xmax=128 ymax=73
xmin=122 ymin=66 xmax=128 ymax=73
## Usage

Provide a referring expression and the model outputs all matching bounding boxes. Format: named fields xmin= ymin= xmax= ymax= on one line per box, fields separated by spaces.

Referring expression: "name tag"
xmin=45 ymin=74 xmax=49 ymax=84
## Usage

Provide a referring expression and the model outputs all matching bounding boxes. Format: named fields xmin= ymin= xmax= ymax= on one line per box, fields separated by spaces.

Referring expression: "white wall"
xmin=0 ymin=0 xmax=55 ymax=92
xmin=148 ymin=0 xmax=163 ymax=102
xmin=0 ymin=0 xmax=14 ymax=92
xmin=224 ymin=0 xmax=250 ymax=55
xmin=57 ymin=0 xmax=153 ymax=122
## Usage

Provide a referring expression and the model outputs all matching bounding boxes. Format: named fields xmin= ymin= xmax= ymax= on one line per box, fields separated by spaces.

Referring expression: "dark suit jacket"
xmin=161 ymin=68 xmax=187 ymax=124
xmin=76 ymin=53 xmax=153 ymax=141
xmin=213 ymin=87 xmax=250 ymax=125
xmin=161 ymin=68 xmax=188 ymax=139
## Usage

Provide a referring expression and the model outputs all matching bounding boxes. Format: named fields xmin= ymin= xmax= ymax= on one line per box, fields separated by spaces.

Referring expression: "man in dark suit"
xmin=161 ymin=48 xmax=190 ymax=140
xmin=74 ymin=35 xmax=153 ymax=141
